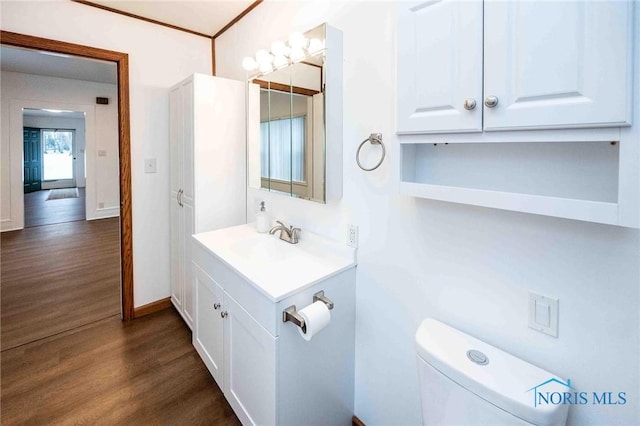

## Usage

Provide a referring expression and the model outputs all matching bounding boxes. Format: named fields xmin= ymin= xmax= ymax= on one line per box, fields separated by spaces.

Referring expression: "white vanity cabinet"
xmin=192 ymin=225 xmax=356 ymax=426
xmin=397 ymin=0 xmax=634 ymax=133
xmin=169 ymin=74 xmax=246 ymax=329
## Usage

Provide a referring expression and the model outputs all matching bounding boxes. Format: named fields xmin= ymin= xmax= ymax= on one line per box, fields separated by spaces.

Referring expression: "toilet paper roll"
xmin=298 ymin=301 xmax=331 ymax=341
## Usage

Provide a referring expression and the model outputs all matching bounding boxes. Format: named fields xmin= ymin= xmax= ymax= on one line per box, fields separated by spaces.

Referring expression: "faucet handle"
xmin=290 ymin=227 xmax=301 ymax=243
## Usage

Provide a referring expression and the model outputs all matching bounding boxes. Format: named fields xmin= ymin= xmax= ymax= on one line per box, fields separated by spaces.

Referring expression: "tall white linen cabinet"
xmin=169 ymin=73 xmax=247 ymax=329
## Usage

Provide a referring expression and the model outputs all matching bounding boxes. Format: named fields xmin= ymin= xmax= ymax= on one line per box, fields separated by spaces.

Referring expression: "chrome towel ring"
xmin=356 ymin=133 xmax=385 ymax=171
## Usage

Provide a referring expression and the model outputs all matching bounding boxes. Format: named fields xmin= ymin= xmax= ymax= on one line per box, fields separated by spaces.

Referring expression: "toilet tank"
xmin=416 ymin=319 xmax=569 ymax=426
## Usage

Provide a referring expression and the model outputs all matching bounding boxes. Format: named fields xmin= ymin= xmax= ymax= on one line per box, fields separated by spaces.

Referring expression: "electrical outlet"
xmin=347 ymin=224 xmax=358 ymax=248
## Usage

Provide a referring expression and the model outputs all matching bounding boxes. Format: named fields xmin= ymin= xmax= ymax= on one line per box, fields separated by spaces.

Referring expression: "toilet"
xmin=416 ymin=319 xmax=569 ymax=426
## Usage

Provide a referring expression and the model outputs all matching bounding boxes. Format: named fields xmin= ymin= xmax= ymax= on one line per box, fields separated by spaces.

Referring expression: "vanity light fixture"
xmin=259 ymin=61 xmax=274 ymax=74
xmin=288 ymin=32 xmax=308 ymax=49
xmin=270 ymin=40 xmax=290 ymax=57
xmin=242 ymin=57 xmax=258 ymax=71
xmin=255 ymin=49 xmax=273 ymax=65
xmin=273 ymin=55 xmax=289 ymax=69
xmin=241 ymin=31 xmax=326 ymax=76
xmin=307 ymin=38 xmax=324 ymax=55
xmin=289 ymin=47 xmax=305 ymax=63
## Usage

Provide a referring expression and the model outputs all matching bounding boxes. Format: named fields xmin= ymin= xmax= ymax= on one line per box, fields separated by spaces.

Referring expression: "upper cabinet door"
xmin=181 ymin=80 xmax=195 ymax=201
xmin=484 ymin=1 xmax=633 ymax=131
xmin=169 ymin=86 xmax=182 ymax=194
xmin=397 ymin=0 xmax=483 ymax=134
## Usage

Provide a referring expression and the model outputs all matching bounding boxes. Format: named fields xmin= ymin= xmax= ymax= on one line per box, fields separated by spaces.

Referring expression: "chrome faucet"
xmin=269 ymin=221 xmax=301 ymax=244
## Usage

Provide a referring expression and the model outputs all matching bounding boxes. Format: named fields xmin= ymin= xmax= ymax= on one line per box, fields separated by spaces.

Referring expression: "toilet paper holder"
xmin=283 ymin=290 xmax=334 ymax=332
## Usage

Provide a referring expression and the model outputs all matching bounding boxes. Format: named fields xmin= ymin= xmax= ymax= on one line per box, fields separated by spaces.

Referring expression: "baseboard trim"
xmin=134 ymin=297 xmax=172 ymax=318
xmin=87 ymin=207 xmax=120 ymax=220
xmin=352 ymin=415 xmax=366 ymax=426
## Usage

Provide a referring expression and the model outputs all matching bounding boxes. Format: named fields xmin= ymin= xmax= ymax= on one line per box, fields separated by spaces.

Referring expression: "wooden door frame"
xmin=1 ymin=30 xmax=135 ymax=320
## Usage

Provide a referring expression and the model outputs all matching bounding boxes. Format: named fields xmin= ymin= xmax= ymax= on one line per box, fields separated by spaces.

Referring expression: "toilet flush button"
xmin=467 ymin=349 xmax=489 ymax=366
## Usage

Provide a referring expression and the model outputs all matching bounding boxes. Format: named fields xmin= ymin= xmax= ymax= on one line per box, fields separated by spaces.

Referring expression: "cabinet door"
xmin=182 ymin=200 xmax=195 ymax=328
xmin=181 ymin=80 xmax=195 ymax=202
xmin=170 ymin=86 xmax=182 ymax=194
xmin=170 ymin=195 xmax=183 ymax=310
xmin=396 ymin=0 xmax=483 ymax=134
xmin=484 ymin=1 xmax=633 ymax=131
xmin=193 ymin=264 xmax=224 ymax=388
xmin=180 ymin=83 xmax=195 ymax=328
xmin=224 ymin=294 xmax=276 ymax=426
xmin=169 ymin=86 xmax=183 ymax=310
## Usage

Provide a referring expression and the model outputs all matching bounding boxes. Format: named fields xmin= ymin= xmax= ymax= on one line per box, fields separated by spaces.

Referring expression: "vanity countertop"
xmin=193 ymin=224 xmax=356 ymax=302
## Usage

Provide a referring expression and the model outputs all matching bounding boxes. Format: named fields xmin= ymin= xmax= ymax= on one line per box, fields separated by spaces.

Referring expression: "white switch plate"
xmin=528 ymin=291 xmax=558 ymax=337
xmin=144 ymin=158 xmax=157 ymax=173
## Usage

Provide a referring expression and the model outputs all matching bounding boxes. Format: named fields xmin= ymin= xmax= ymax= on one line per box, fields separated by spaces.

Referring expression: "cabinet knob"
xmin=484 ymin=96 xmax=499 ymax=108
xmin=220 ymin=311 xmax=228 ymax=318
xmin=213 ymin=303 xmax=221 ymax=310
xmin=463 ymin=98 xmax=476 ymax=110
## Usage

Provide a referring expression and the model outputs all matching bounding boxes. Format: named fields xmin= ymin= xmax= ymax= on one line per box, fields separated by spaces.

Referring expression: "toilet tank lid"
xmin=415 ymin=319 xmax=569 ymax=426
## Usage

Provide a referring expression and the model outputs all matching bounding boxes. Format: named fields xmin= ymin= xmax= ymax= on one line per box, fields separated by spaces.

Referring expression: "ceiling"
xmin=86 ymin=0 xmax=256 ymax=36
xmin=0 ymin=45 xmax=117 ymax=84
xmin=0 ymin=1 xmax=258 ymax=84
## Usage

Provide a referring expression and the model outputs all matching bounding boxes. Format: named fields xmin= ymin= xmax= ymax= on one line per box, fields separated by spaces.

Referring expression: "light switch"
xmin=535 ymin=301 xmax=550 ymax=327
xmin=97 ymin=150 xmax=107 ymax=157
xmin=528 ymin=291 xmax=559 ymax=337
xmin=144 ymin=158 xmax=157 ymax=173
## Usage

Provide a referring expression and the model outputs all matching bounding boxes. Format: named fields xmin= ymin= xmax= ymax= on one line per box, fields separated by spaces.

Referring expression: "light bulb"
xmin=242 ymin=56 xmax=258 ymax=71
xmin=288 ymin=32 xmax=308 ymax=49
xmin=289 ymin=47 xmax=305 ymax=63
xmin=259 ymin=61 xmax=273 ymax=74
xmin=273 ymin=55 xmax=289 ymax=69
xmin=255 ymin=49 xmax=273 ymax=64
xmin=271 ymin=40 xmax=288 ymax=57
xmin=307 ymin=38 xmax=324 ymax=55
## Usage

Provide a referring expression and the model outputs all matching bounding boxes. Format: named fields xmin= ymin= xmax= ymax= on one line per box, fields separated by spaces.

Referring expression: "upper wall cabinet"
xmin=397 ymin=0 xmax=634 ymax=134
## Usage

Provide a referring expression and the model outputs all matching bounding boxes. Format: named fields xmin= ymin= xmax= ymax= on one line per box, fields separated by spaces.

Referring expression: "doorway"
xmin=41 ymin=128 xmax=77 ymax=188
xmin=1 ymin=30 xmax=134 ymax=320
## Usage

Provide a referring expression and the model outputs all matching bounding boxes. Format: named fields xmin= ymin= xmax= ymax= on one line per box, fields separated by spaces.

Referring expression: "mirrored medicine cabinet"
xmin=246 ymin=23 xmax=343 ymax=203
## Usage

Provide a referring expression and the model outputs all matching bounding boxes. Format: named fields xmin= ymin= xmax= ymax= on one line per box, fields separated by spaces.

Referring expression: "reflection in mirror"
xmin=246 ymin=23 xmax=330 ymax=203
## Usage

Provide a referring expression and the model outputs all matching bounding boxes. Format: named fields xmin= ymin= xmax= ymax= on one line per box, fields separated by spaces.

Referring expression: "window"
xmin=260 ymin=116 xmax=305 ymax=182
xmin=42 ymin=130 xmax=74 ymax=181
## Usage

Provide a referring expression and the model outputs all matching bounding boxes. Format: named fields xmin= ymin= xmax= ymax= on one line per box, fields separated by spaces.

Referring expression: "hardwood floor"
xmin=1 ymin=308 xmax=241 ymax=425
xmin=1 ymin=217 xmax=121 ymax=350
xmin=24 ymin=187 xmax=86 ymax=228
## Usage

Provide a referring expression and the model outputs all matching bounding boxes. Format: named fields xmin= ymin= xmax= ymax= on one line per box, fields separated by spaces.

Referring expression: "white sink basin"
xmin=193 ymin=224 xmax=356 ymax=301
xmin=229 ymin=234 xmax=299 ymax=265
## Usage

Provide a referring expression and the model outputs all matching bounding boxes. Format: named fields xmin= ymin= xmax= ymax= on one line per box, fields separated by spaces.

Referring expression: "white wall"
xmin=0 ymin=1 xmax=211 ymax=307
xmin=216 ymin=2 xmax=640 ymax=425
xmin=22 ymin=115 xmax=87 ymax=188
